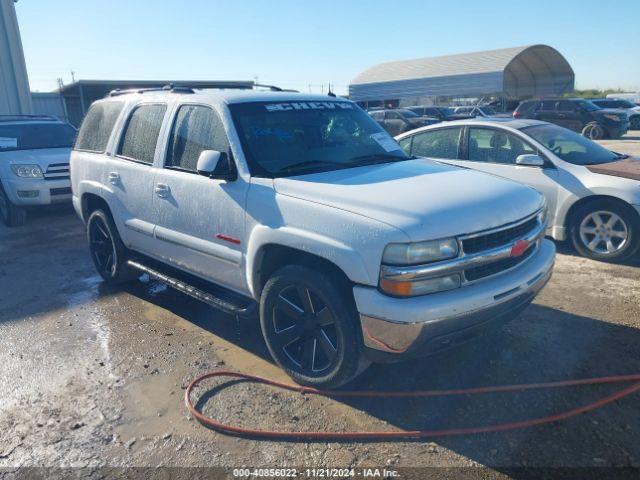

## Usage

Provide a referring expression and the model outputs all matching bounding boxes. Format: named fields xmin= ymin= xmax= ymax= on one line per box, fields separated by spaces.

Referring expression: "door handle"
xmin=107 ymin=172 xmax=120 ymax=184
xmin=155 ymin=183 xmax=170 ymax=198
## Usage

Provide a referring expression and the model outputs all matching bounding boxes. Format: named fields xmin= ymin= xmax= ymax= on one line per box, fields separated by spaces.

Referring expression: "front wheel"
xmin=582 ymin=122 xmax=605 ymax=140
xmin=259 ymin=265 xmax=366 ymax=389
xmin=570 ymin=200 xmax=640 ymax=262
xmin=0 ymin=182 xmax=27 ymax=227
xmin=87 ymin=209 xmax=138 ymax=284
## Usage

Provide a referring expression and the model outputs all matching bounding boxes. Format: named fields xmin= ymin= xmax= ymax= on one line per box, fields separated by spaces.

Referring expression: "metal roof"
xmin=350 ymin=45 xmax=575 ymax=101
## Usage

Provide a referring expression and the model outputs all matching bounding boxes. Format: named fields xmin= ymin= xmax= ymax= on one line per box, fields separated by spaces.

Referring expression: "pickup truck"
xmin=71 ymin=87 xmax=555 ymax=388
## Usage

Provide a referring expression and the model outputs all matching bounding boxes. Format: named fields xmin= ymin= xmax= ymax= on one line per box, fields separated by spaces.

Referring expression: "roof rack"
xmin=0 ymin=115 xmax=59 ymax=123
xmin=107 ymin=82 xmax=296 ymax=98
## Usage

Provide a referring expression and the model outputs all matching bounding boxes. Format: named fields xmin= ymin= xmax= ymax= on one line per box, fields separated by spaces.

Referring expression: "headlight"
xmin=380 ymin=273 xmax=461 ymax=297
xmin=382 ymin=238 xmax=458 ymax=266
xmin=11 ymin=164 xmax=43 ymax=178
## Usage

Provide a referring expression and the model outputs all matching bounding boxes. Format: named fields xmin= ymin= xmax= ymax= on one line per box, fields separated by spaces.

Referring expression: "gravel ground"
xmin=0 ymin=133 xmax=639 ymax=478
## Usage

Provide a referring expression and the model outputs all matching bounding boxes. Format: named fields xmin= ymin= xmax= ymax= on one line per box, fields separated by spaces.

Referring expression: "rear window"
xmin=74 ymin=102 xmax=124 ymax=152
xmin=0 ymin=123 xmax=76 ymax=152
xmin=117 ymin=104 xmax=167 ymax=164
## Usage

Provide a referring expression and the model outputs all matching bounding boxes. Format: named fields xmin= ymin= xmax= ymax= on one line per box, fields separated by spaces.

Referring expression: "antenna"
xmin=327 ymin=83 xmax=336 ymax=97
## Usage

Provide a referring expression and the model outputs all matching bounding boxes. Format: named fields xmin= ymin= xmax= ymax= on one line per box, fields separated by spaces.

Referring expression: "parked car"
xmin=606 ymin=93 xmax=640 ymax=106
xmin=71 ymin=88 xmax=554 ymax=388
xmin=591 ymin=98 xmax=640 ymax=130
xmin=453 ymin=106 xmax=501 ymax=117
xmin=396 ymin=118 xmax=640 ymax=262
xmin=513 ymin=98 xmax=629 ymax=140
xmin=405 ymin=106 xmax=469 ymax=121
xmin=0 ymin=115 xmax=76 ymax=226
xmin=368 ymin=108 xmax=439 ymax=135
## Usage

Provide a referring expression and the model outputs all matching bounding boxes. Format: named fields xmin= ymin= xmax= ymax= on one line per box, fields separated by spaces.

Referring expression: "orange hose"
xmin=185 ymin=371 xmax=640 ymax=440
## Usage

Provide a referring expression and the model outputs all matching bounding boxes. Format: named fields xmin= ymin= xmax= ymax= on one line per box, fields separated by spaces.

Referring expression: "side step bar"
xmin=127 ymin=260 xmax=256 ymax=318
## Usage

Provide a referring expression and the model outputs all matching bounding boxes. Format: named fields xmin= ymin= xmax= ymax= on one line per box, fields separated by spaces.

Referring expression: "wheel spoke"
xmin=301 ymin=337 xmax=316 ymax=370
xmin=276 ymin=294 xmax=305 ymax=320
xmin=588 ymin=238 xmax=601 ymax=250
xmin=315 ymin=307 xmax=334 ymax=327
xmin=96 ymin=222 xmax=109 ymax=239
xmin=591 ymin=214 xmax=604 ymax=228
xmin=606 ymin=240 xmax=617 ymax=253
xmin=610 ymin=229 xmax=628 ymax=240
xmin=580 ymin=227 xmax=597 ymax=235
xmin=316 ymin=329 xmax=337 ymax=359
xmin=274 ymin=323 xmax=305 ymax=347
xmin=296 ymin=286 xmax=315 ymax=313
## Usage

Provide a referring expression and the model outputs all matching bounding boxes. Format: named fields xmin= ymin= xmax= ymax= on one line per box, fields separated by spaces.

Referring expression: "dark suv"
xmin=513 ymin=98 xmax=630 ymax=139
xmin=368 ymin=108 xmax=439 ymax=135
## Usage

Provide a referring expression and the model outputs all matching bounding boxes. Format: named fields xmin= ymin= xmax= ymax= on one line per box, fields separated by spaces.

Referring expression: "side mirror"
xmin=197 ymin=150 xmax=221 ymax=176
xmin=516 ymin=154 xmax=545 ymax=167
xmin=196 ymin=150 xmax=237 ymax=181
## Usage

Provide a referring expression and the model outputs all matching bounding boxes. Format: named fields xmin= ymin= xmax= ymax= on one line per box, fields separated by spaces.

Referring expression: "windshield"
xmin=522 ymin=124 xmax=622 ymax=165
xmin=229 ymin=101 xmax=409 ymax=177
xmin=577 ymin=100 xmax=600 ymax=112
xmin=397 ymin=109 xmax=419 ymax=118
xmin=479 ymin=107 xmax=497 ymax=115
xmin=0 ymin=123 xmax=76 ymax=152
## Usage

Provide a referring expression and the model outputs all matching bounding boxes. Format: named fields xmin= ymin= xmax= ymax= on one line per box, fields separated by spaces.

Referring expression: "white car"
xmin=71 ymin=87 xmax=554 ymax=388
xmin=396 ymin=118 xmax=640 ymax=262
xmin=0 ymin=115 xmax=76 ymax=226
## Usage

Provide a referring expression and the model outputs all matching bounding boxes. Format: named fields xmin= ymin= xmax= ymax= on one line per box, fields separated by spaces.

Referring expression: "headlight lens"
xmin=382 ymin=238 xmax=458 ymax=265
xmin=380 ymin=273 xmax=461 ymax=297
xmin=11 ymin=164 xmax=43 ymax=178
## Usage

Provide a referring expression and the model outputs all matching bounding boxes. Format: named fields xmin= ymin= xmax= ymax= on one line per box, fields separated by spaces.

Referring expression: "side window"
xmin=540 ymin=100 xmax=556 ymax=111
xmin=557 ymin=101 xmax=575 ymax=112
xmin=410 ymin=127 xmax=462 ymax=159
xmin=398 ymin=136 xmax=412 ymax=155
xmin=468 ymin=128 xmax=536 ymax=165
xmin=370 ymin=111 xmax=383 ymax=121
xmin=166 ymin=105 xmax=230 ymax=172
xmin=385 ymin=111 xmax=401 ymax=120
xmin=117 ymin=104 xmax=167 ymax=164
xmin=74 ymin=101 xmax=124 ymax=152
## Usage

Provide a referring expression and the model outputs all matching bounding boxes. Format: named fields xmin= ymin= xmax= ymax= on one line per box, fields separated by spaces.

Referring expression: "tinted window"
xmin=556 ymin=101 xmax=575 ymax=111
xmin=75 ymin=102 xmax=124 ymax=152
xmin=370 ymin=111 xmax=384 ymax=120
xmin=166 ymin=105 xmax=229 ymax=172
xmin=522 ymin=124 xmax=621 ymax=165
xmin=540 ymin=100 xmax=556 ymax=110
xmin=398 ymin=109 xmax=419 ymax=118
xmin=398 ymin=136 xmax=412 ymax=155
xmin=229 ymin=101 xmax=408 ymax=177
xmin=577 ymin=100 xmax=599 ymax=112
xmin=0 ymin=123 xmax=76 ymax=152
xmin=117 ymin=104 xmax=167 ymax=164
xmin=410 ymin=128 xmax=462 ymax=159
xmin=468 ymin=128 xmax=536 ymax=164
xmin=386 ymin=111 xmax=401 ymax=120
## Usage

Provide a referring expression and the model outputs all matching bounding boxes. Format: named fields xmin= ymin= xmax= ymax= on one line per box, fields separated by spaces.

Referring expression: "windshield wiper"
xmin=349 ymin=153 xmax=410 ymax=164
xmin=278 ymin=159 xmax=344 ymax=174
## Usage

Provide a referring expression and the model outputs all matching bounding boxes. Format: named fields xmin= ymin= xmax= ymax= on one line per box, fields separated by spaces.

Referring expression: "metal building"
xmin=349 ymin=45 xmax=575 ymax=108
xmin=0 ymin=0 xmax=32 ymax=115
xmin=57 ymin=79 xmax=254 ymax=126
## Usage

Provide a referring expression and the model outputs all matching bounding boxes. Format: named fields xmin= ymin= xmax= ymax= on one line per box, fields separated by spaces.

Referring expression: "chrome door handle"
xmin=108 ymin=172 xmax=120 ymax=184
xmin=155 ymin=183 xmax=170 ymax=198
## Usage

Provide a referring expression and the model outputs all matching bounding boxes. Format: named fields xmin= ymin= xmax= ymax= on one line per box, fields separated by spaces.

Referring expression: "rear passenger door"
xmin=108 ymin=103 xmax=167 ymax=253
xmin=151 ymin=104 xmax=249 ymax=293
xmin=555 ymin=100 xmax=582 ymax=131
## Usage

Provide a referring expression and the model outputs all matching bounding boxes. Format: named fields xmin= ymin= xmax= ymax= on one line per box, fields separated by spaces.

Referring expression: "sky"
xmin=15 ymin=0 xmax=640 ymax=95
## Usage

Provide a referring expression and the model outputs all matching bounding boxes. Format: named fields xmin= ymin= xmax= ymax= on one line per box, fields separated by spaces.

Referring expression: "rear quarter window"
xmin=74 ymin=102 xmax=124 ymax=153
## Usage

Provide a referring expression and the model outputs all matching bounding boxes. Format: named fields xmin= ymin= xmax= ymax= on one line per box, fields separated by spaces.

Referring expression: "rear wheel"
xmin=87 ymin=209 xmax=138 ymax=284
xmin=630 ymin=115 xmax=640 ymax=131
xmin=570 ymin=199 xmax=640 ymax=262
xmin=259 ymin=265 xmax=366 ymax=389
xmin=0 ymin=182 xmax=27 ymax=227
xmin=582 ymin=122 xmax=605 ymax=140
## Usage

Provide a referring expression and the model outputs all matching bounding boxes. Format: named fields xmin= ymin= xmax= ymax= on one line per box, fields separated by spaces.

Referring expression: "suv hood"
xmin=274 ymin=159 xmax=544 ymax=241
xmin=0 ymin=148 xmax=71 ymax=167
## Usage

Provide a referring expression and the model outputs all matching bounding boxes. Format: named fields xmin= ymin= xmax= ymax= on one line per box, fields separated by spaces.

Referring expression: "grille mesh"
xmin=462 ymin=217 xmax=538 ymax=254
xmin=465 ymin=246 xmax=535 ymax=282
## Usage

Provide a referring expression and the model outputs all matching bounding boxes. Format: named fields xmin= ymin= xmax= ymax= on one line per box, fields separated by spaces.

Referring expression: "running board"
xmin=127 ymin=260 xmax=256 ymax=318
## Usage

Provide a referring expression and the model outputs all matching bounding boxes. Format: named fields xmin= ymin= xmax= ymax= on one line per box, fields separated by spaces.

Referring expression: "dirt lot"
xmin=1 ymin=133 xmax=639 ymax=478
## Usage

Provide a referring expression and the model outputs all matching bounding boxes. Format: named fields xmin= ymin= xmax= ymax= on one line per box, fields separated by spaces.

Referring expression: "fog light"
xmin=17 ymin=190 xmax=39 ymax=198
xmin=380 ymin=273 xmax=461 ymax=297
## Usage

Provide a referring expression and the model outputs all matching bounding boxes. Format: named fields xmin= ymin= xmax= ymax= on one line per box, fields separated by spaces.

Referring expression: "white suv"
xmin=71 ymin=87 xmax=555 ymax=388
xmin=0 ymin=115 xmax=76 ymax=226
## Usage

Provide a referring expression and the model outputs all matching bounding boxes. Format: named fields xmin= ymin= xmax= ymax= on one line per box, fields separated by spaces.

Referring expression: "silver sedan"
xmin=396 ymin=118 xmax=640 ymax=262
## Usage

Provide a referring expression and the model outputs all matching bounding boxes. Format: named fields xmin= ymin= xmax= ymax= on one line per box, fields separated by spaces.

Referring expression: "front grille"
xmin=50 ymin=187 xmax=71 ymax=196
xmin=464 ymin=246 xmax=534 ymax=282
xmin=43 ymin=162 xmax=70 ymax=181
xmin=462 ymin=216 xmax=538 ymax=254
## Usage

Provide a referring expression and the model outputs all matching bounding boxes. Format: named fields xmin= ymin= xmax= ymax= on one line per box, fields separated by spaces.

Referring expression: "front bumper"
xmin=355 ymin=239 xmax=555 ymax=360
xmin=602 ymin=121 xmax=630 ymax=138
xmin=1 ymin=177 xmax=72 ymax=206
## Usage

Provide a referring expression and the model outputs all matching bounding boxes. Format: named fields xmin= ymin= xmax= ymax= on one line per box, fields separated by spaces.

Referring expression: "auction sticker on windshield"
xmin=371 ymin=132 xmax=401 ymax=152
xmin=0 ymin=137 xmax=18 ymax=148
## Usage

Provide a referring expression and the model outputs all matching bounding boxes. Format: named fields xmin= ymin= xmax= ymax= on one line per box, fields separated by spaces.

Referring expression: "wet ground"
xmin=1 ymin=134 xmax=639 ymax=477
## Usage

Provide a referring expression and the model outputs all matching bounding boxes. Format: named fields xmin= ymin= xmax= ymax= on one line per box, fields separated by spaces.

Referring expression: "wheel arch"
xmin=564 ymin=194 xmax=640 ymax=230
xmin=81 ymin=192 xmax=112 ymax=222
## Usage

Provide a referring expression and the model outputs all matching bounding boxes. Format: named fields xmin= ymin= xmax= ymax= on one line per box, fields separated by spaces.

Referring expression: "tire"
xmin=86 ymin=209 xmax=138 ymax=284
xmin=630 ymin=115 xmax=640 ymax=131
xmin=582 ymin=122 xmax=605 ymax=140
xmin=259 ymin=265 xmax=366 ymax=389
xmin=570 ymin=199 xmax=640 ymax=262
xmin=0 ymin=181 xmax=27 ymax=227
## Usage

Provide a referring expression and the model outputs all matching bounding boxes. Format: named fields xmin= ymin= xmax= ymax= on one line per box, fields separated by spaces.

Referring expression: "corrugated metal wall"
xmin=0 ymin=0 xmax=32 ymax=115
xmin=31 ymin=92 xmax=67 ymax=120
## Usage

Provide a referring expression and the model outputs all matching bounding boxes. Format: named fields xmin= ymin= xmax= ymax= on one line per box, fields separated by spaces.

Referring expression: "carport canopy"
xmin=349 ymin=45 xmax=575 ymax=102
